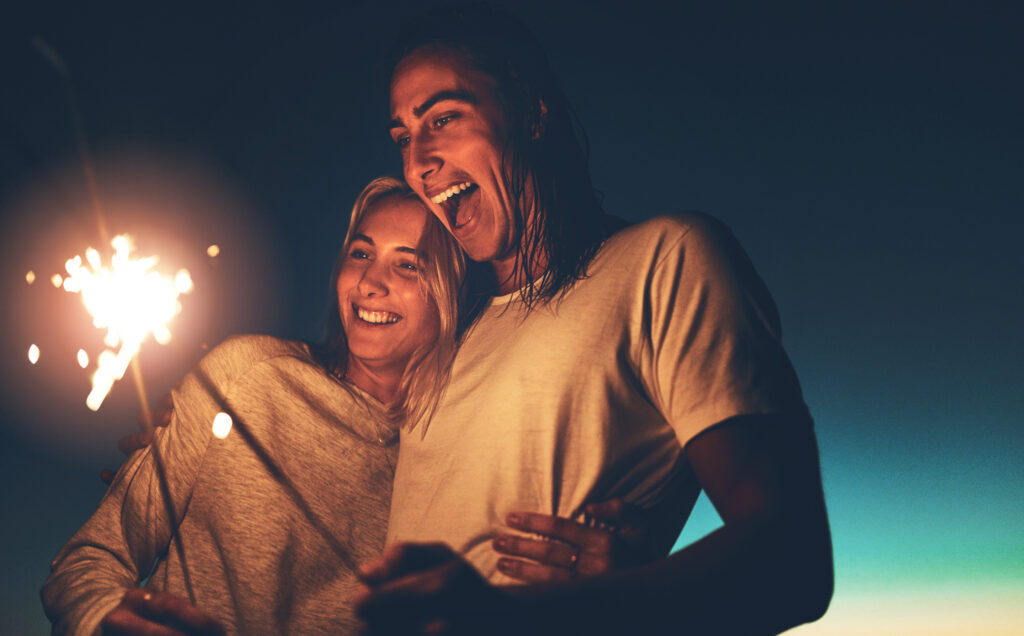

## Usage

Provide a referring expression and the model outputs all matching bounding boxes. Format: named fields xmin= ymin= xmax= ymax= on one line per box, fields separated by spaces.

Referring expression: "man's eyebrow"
xmin=388 ymin=89 xmax=478 ymax=130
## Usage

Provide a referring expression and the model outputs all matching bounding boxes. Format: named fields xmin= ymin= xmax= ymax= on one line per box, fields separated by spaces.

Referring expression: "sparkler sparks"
xmin=61 ymin=234 xmax=192 ymax=411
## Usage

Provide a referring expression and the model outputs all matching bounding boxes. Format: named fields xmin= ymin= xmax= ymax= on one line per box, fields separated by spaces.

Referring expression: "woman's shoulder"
xmin=197 ymin=335 xmax=317 ymax=386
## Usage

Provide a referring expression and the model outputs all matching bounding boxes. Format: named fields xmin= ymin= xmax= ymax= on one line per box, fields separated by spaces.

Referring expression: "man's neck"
xmin=492 ymin=244 xmax=549 ymax=296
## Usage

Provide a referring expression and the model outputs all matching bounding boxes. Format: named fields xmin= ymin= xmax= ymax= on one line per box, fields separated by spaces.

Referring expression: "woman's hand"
xmin=492 ymin=498 xmax=655 ymax=583
xmin=101 ymin=588 xmax=224 ymax=636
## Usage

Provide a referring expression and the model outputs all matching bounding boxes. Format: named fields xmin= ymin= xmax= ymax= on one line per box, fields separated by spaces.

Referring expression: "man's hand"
xmin=101 ymin=393 xmax=174 ymax=485
xmin=493 ymin=499 xmax=655 ymax=583
xmin=101 ymin=588 xmax=224 ymax=636
xmin=356 ymin=542 xmax=513 ymax=635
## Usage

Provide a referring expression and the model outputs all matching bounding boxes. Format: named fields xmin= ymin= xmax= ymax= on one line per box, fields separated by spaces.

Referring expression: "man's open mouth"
xmin=355 ymin=305 xmax=402 ymax=325
xmin=431 ymin=181 xmax=478 ymax=228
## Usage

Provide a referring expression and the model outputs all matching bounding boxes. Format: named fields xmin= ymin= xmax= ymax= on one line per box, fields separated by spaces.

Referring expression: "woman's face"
xmin=337 ymin=195 xmax=440 ymax=378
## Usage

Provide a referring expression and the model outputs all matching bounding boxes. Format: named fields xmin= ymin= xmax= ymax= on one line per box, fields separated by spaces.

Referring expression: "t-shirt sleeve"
xmin=641 ymin=215 xmax=810 ymax=446
xmin=40 ymin=348 xmax=228 ymax=636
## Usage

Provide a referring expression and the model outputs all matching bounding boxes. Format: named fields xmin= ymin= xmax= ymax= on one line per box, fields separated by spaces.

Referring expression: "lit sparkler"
xmin=61 ymin=234 xmax=192 ymax=411
xmin=34 ymin=37 xmax=199 ymax=605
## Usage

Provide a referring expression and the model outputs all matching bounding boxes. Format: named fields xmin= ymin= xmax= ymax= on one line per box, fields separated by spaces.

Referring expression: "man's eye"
xmin=433 ymin=114 xmax=458 ymax=129
xmin=395 ymin=135 xmax=410 ymax=148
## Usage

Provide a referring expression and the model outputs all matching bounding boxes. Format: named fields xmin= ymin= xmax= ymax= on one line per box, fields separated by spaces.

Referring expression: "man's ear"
xmin=532 ymin=99 xmax=549 ymax=140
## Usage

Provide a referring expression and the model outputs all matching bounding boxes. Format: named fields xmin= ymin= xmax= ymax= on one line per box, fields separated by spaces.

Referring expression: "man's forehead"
xmin=390 ymin=47 xmax=495 ymax=118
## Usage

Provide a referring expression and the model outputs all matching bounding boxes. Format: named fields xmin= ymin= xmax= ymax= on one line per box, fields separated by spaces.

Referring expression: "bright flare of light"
xmin=77 ymin=349 xmax=89 ymax=368
xmin=28 ymin=344 xmax=40 ymax=364
xmin=211 ymin=412 xmax=233 ymax=439
xmin=62 ymin=234 xmax=193 ymax=411
xmin=51 ymin=273 xmax=63 ymax=288
xmin=175 ymin=269 xmax=194 ymax=294
xmin=26 ymin=271 xmax=36 ymax=285
xmin=206 ymin=244 xmax=220 ymax=258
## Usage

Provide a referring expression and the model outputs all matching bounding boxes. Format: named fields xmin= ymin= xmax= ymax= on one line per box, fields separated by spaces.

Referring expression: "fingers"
xmin=505 ymin=511 xmax=614 ymax=561
xmin=155 ymin=393 xmax=174 ymax=427
xmin=118 ymin=431 xmax=154 ymax=456
xmin=101 ymin=468 xmax=116 ymax=486
xmin=492 ymin=533 xmax=578 ymax=569
xmin=358 ymin=542 xmax=456 ymax=585
xmin=357 ymin=557 xmax=474 ymax=631
xmin=505 ymin=511 xmax=592 ymax=546
xmin=357 ymin=543 xmax=503 ymax=635
xmin=585 ymin=498 xmax=625 ymax=523
xmin=112 ymin=589 xmax=224 ymax=635
xmin=102 ymin=589 xmax=224 ymax=636
xmin=137 ymin=393 xmax=173 ymax=431
xmin=496 ymin=556 xmax=574 ymax=584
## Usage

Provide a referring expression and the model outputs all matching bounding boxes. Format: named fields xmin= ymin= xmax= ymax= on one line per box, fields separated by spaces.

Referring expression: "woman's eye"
xmin=349 ymin=249 xmax=370 ymax=260
xmin=399 ymin=262 xmax=419 ymax=272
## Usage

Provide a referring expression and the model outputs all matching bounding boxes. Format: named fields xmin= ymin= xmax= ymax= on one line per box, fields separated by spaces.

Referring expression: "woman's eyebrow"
xmin=351 ymin=233 xmax=373 ymax=245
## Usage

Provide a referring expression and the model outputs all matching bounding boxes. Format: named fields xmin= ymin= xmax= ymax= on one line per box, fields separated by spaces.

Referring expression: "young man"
xmin=357 ymin=5 xmax=833 ymax=635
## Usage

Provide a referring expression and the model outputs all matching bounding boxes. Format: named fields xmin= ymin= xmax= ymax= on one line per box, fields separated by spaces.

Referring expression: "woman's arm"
xmin=42 ymin=372 xmax=215 ymax=635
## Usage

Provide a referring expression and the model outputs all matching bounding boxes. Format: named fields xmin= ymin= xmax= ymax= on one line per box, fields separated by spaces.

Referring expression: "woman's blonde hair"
xmin=319 ymin=177 xmax=464 ymax=432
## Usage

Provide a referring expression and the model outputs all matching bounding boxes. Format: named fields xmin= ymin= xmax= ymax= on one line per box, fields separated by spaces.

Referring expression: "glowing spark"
xmin=211 ymin=412 xmax=233 ymax=439
xmin=26 ymin=271 xmax=36 ymax=285
xmin=51 ymin=273 xmax=64 ymax=288
xmin=206 ymin=244 xmax=220 ymax=258
xmin=28 ymin=344 xmax=40 ymax=364
xmin=77 ymin=349 xmax=89 ymax=368
xmin=175 ymin=269 xmax=194 ymax=294
xmin=62 ymin=234 xmax=193 ymax=411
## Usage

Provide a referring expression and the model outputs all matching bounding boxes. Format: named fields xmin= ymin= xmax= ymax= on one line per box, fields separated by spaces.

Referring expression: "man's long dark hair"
xmin=388 ymin=3 xmax=618 ymax=307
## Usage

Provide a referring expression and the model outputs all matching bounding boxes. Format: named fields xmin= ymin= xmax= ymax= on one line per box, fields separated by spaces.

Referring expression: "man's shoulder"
xmin=600 ymin=211 xmax=736 ymax=261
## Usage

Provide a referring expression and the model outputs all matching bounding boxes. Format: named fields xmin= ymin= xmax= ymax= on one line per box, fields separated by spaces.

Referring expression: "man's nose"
xmin=410 ymin=137 xmax=443 ymax=181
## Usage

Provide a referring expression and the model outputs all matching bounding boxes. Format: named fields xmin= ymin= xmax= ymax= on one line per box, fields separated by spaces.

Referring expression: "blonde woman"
xmin=42 ymin=178 xmax=464 ymax=635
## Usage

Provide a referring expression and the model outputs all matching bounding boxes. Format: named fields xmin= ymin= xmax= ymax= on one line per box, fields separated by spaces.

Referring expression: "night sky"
xmin=2 ymin=2 xmax=1022 ymax=633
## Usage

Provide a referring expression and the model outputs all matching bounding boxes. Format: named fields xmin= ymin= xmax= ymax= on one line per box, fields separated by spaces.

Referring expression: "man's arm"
xmin=357 ymin=414 xmax=832 ymax=635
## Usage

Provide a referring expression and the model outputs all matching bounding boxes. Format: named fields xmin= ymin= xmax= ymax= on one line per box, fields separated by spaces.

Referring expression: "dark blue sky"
xmin=2 ymin=2 xmax=1022 ymax=633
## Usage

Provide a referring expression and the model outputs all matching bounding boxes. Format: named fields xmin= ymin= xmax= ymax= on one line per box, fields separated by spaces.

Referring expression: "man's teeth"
xmin=431 ymin=182 xmax=473 ymax=204
xmin=356 ymin=307 xmax=401 ymax=324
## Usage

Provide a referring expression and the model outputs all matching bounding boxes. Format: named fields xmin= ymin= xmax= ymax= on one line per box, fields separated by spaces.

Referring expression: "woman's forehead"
xmin=358 ymin=196 xmax=429 ymax=243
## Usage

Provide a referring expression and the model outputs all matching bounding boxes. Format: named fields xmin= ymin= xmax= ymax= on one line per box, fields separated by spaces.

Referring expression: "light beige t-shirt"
xmin=387 ymin=213 xmax=810 ymax=583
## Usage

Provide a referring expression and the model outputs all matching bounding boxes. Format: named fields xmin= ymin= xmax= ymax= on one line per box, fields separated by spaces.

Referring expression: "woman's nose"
xmin=357 ymin=263 xmax=388 ymax=297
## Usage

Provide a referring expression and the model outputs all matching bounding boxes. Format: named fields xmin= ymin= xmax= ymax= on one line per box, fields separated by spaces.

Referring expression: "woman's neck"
xmin=343 ymin=356 xmax=402 ymax=405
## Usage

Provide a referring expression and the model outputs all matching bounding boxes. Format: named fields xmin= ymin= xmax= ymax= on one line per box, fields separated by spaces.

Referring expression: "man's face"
xmin=389 ymin=46 xmax=519 ymax=266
